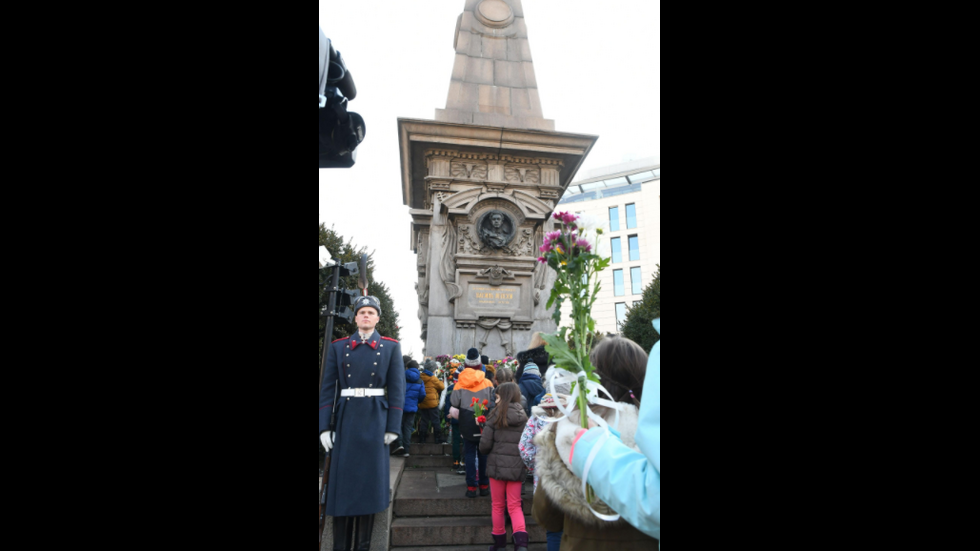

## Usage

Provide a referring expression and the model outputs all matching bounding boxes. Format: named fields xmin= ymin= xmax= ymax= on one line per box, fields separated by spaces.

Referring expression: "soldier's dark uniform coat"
xmin=319 ymin=331 xmax=405 ymax=517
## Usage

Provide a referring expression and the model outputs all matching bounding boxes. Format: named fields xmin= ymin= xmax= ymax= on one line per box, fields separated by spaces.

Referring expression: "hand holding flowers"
xmin=471 ymin=397 xmax=490 ymax=431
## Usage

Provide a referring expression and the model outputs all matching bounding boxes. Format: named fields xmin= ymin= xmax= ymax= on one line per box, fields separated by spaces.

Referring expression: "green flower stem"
xmin=544 ymin=223 xmax=609 ymax=507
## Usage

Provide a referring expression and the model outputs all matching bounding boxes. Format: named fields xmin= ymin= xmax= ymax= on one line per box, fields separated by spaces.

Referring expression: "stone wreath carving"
xmin=457 ymin=225 xmax=484 ymax=255
xmin=503 ymin=228 xmax=535 ymax=257
xmin=477 ymin=318 xmax=515 ymax=357
xmin=478 ymin=210 xmax=516 ymax=250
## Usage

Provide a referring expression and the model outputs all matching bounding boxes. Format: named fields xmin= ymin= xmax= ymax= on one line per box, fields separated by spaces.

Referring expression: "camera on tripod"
xmin=319 ymin=26 xmax=366 ymax=169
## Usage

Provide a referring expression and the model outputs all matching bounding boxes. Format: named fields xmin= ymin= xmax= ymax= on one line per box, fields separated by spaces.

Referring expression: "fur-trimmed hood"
xmin=533 ymin=403 xmax=641 ymax=527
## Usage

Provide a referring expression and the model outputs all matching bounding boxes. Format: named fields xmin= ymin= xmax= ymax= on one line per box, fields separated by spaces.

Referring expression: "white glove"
xmin=320 ymin=432 xmax=334 ymax=453
xmin=384 ymin=432 xmax=398 ymax=445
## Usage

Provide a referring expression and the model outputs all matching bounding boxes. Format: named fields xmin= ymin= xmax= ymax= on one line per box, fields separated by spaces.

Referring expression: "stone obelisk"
xmin=399 ymin=0 xmax=598 ymax=359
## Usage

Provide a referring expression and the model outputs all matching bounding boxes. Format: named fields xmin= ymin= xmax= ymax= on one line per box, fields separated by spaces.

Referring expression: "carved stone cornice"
xmin=456 ymin=320 xmax=533 ymax=331
xmin=399 ymin=119 xmax=598 ymax=212
xmin=538 ymin=187 xmax=561 ymax=199
xmin=500 ymin=154 xmax=564 ymax=168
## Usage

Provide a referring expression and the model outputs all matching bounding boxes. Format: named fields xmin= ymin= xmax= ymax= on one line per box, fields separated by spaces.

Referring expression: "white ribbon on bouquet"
xmin=541 ymin=365 xmax=625 ymax=522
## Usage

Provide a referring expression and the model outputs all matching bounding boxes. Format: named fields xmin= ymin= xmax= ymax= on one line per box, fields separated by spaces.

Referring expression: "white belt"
xmin=340 ymin=388 xmax=385 ymax=398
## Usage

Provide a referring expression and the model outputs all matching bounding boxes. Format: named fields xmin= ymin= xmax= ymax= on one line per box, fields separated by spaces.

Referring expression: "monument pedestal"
xmin=399 ymin=118 xmax=596 ymax=358
xmin=399 ymin=0 xmax=597 ymax=359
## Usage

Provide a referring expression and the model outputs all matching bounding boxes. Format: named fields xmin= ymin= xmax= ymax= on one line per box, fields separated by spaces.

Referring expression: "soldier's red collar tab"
xmin=351 ymin=334 xmax=380 ymax=350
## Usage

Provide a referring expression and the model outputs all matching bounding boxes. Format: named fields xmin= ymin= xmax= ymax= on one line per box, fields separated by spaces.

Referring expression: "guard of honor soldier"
xmin=320 ymin=295 xmax=405 ymax=550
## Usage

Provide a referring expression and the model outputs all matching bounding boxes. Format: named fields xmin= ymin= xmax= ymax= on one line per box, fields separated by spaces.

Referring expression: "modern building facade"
xmin=558 ymin=158 xmax=661 ymax=335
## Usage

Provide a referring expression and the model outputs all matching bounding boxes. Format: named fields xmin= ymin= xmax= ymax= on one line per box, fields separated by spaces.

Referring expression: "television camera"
xmin=319 ymin=26 xmax=366 ymax=169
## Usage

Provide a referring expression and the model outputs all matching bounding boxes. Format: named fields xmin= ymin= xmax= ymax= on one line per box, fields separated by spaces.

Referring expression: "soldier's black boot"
xmin=353 ymin=514 xmax=375 ymax=551
xmin=332 ymin=516 xmax=352 ymax=551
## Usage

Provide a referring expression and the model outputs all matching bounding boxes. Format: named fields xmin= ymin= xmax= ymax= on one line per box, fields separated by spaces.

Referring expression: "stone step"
xmin=409 ymin=443 xmax=453 ymax=456
xmin=395 ymin=470 xmax=533 ymax=517
xmin=390 ymin=516 xmax=546 ymax=547
xmin=405 ymin=455 xmax=455 ymax=468
xmin=393 ymin=545 xmax=548 ymax=551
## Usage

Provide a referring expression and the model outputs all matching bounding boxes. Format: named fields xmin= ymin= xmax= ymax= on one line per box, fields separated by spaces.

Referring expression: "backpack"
xmin=458 ymin=408 xmax=483 ymax=442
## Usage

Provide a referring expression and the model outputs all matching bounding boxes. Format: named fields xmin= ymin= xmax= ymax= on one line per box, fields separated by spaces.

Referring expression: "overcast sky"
xmin=319 ymin=0 xmax=661 ymax=358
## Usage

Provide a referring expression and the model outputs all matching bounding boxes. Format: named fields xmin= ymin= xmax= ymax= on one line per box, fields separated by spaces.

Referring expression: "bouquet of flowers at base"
xmin=493 ymin=356 xmax=519 ymax=373
xmin=448 ymin=359 xmax=462 ymax=375
xmin=435 ymin=355 xmax=452 ymax=365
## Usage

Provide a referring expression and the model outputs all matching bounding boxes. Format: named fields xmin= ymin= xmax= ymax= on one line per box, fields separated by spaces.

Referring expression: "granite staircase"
xmin=390 ymin=442 xmax=547 ymax=551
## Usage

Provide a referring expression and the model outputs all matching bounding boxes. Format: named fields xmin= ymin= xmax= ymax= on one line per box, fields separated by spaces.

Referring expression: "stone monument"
xmin=399 ymin=0 xmax=598 ymax=359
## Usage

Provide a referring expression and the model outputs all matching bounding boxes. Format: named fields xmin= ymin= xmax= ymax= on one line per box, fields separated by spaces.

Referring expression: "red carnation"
xmin=477 ymin=416 xmax=487 ymax=424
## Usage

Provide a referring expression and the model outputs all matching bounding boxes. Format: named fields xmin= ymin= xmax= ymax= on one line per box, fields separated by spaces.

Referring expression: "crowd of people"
xmin=319 ymin=293 xmax=661 ymax=551
xmin=392 ymin=329 xmax=661 ymax=551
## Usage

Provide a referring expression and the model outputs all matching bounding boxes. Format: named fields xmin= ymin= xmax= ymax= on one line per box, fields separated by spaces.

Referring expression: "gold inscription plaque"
xmin=467 ymin=285 xmax=521 ymax=309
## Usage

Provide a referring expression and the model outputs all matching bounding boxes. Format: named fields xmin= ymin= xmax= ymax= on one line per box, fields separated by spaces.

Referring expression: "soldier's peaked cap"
xmin=354 ymin=296 xmax=382 ymax=317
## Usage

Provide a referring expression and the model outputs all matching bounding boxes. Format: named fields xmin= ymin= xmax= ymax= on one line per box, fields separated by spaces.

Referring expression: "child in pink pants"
xmin=479 ymin=383 xmax=530 ymax=551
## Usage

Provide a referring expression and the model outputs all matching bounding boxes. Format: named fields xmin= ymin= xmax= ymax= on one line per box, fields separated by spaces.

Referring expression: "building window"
xmin=626 ymin=204 xmax=638 ymax=229
xmin=614 ymin=270 xmax=625 ymax=297
xmin=616 ymin=303 xmax=628 ymax=330
xmin=609 ymin=207 xmax=620 ymax=232
xmin=631 ymin=267 xmax=643 ymax=295
xmin=629 ymin=235 xmax=640 ymax=261
xmin=611 ymin=238 xmax=622 ymax=263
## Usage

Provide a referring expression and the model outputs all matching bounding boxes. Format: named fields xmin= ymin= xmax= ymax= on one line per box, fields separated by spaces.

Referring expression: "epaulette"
xmin=332 ymin=337 xmax=348 ymax=344
xmin=381 ymin=337 xmax=399 ymax=343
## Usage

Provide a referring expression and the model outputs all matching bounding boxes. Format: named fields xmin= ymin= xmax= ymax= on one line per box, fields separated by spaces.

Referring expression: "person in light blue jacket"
xmin=559 ymin=319 xmax=661 ymax=544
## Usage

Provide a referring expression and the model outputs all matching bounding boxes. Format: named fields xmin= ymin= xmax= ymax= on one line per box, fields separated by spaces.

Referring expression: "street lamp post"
xmin=319 ymin=247 xmax=341 ymax=397
xmin=318 ymin=248 xmax=366 ymax=395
